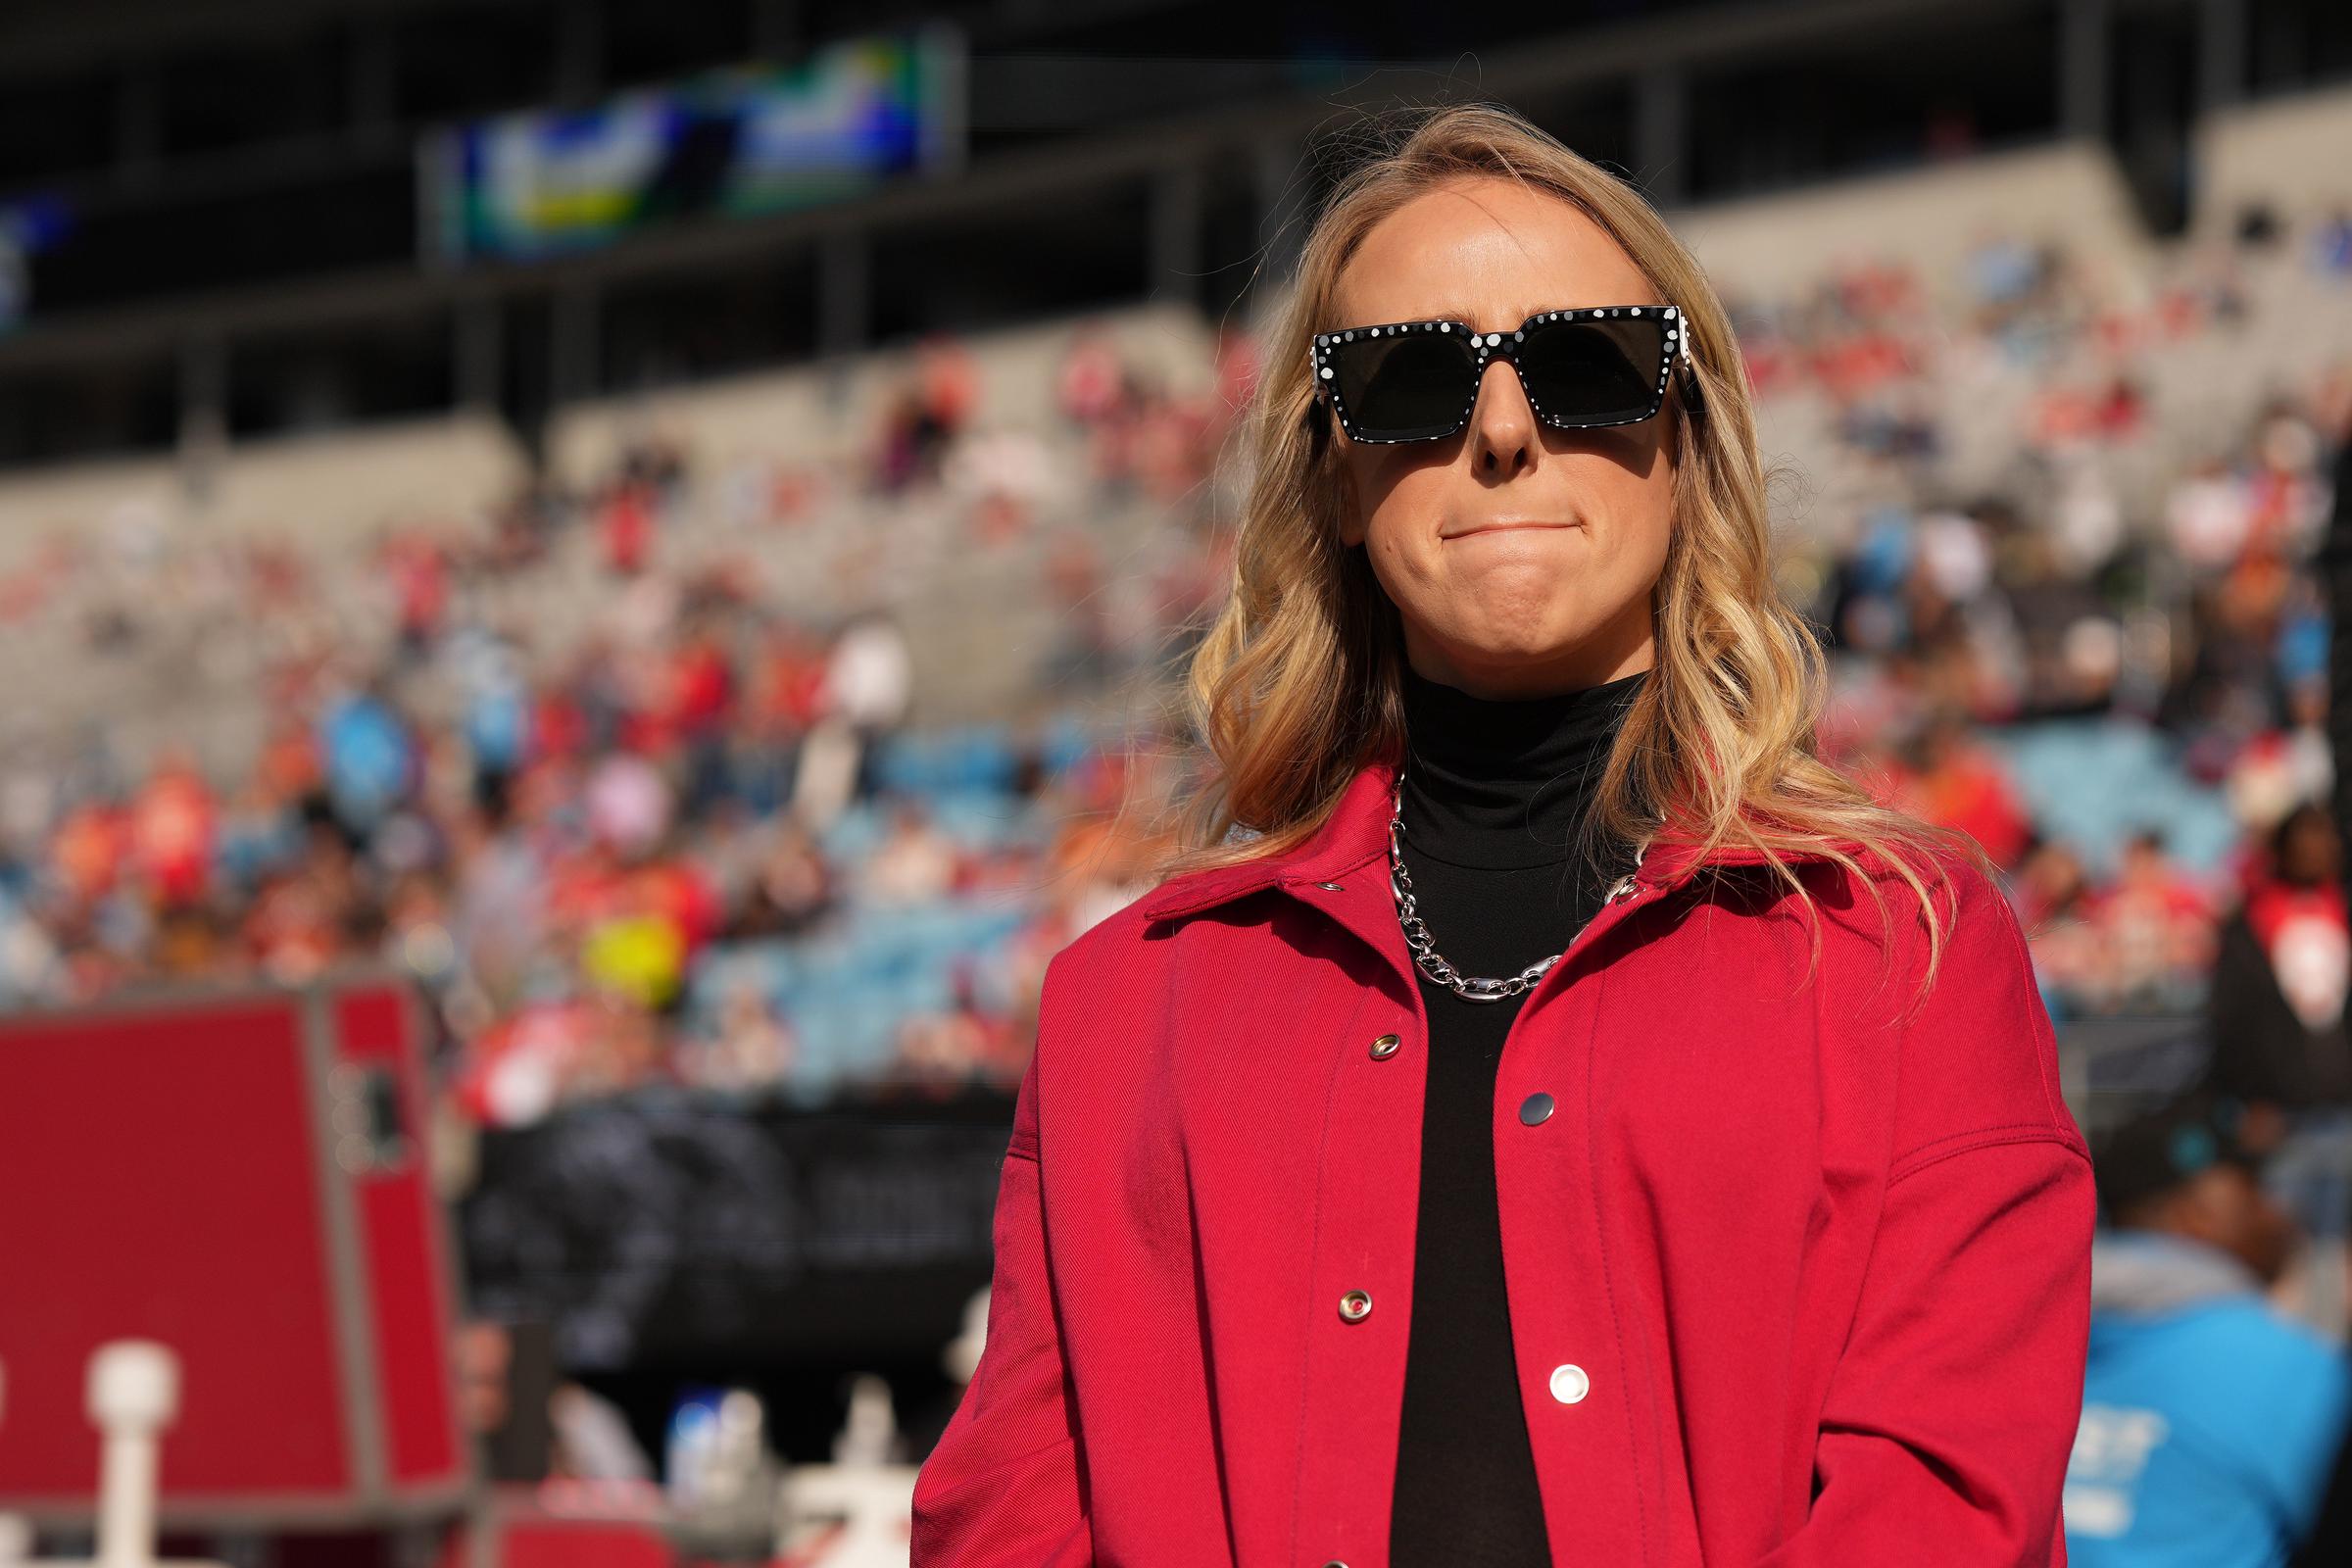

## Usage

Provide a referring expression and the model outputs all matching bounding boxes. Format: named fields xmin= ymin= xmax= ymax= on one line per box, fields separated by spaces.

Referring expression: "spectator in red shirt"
xmin=1893 ymin=711 xmax=2034 ymax=869
xmin=601 ymin=480 xmax=655 ymax=575
xmin=130 ymin=746 xmax=217 ymax=911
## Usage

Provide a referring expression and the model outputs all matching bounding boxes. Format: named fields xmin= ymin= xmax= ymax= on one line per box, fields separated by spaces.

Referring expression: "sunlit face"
xmin=1329 ymin=176 xmax=1682 ymax=699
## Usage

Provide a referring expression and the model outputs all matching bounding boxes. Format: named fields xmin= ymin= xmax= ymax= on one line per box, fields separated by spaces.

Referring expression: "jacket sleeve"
xmin=909 ymin=956 xmax=1093 ymax=1566
xmin=1755 ymin=858 xmax=2096 ymax=1567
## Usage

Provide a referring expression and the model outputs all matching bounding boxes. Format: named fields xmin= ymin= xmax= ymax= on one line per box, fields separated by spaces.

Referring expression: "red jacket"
xmin=911 ymin=754 xmax=2094 ymax=1566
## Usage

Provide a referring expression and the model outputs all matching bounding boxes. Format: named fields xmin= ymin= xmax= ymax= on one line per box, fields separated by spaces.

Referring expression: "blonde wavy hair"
xmin=1124 ymin=101 xmax=1995 ymax=1010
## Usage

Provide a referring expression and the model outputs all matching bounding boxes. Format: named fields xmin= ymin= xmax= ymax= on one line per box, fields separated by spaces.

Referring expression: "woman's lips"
xmin=1446 ymin=521 xmax=1581 ymax=538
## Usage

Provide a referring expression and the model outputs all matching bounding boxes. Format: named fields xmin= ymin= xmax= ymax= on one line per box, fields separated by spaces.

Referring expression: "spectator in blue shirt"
xmin=2067 ymin=1093 xmax=2352 ymax=1565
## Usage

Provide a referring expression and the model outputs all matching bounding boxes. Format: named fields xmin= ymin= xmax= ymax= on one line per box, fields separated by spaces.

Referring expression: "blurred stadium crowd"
xmin=0 ymin=200 xmax=2347 ymax=1154
xmin=0 ymin=319 xmax=1256 ymax=1125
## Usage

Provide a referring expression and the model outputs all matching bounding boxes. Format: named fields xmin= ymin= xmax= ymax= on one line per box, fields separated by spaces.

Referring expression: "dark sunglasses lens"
xmin=1330 ymin=330 xmax=1477 ymax=440
xmin=1519 ymin=316 xmax=1671 ymax=425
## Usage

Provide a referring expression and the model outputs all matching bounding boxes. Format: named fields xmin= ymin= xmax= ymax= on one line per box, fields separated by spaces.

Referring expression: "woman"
xmin=911 ymin=103 xmax=2093 ymax=1567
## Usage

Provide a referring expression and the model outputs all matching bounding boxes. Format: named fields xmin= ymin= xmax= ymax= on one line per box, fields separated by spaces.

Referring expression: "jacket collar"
xmin=1138 ymin=754 xmax=1839 ymax=923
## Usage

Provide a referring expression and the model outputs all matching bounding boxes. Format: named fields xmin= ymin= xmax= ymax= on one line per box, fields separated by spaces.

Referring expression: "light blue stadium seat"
xmin=1986 ymin=718 xmax=2238 ymax=880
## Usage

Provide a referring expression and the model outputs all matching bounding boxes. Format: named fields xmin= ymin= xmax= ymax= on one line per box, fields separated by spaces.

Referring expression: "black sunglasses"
xmin=1309 ymin=304 xmax=1700 ymax=445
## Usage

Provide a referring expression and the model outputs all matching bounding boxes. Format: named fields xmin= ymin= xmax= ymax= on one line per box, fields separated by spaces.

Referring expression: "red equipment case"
xmin=0 ymin=968 xmax=474 ymax=1527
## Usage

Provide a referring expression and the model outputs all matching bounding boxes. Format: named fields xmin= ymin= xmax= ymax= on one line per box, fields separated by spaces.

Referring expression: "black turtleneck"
xmin=1387 ymin=659 xmax=1650 ymax=1568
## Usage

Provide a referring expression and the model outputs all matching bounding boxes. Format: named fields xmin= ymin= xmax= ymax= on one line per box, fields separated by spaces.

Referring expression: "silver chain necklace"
xmin=1388 ymin=762 xmax=1646 ymax=1004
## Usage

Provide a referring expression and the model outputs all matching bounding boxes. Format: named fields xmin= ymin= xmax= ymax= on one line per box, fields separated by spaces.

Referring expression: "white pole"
xmin=85 ymin=1343 xmax=177 ymax=1568
xmin=0 ymin=1343 xmax=226 ymax=1568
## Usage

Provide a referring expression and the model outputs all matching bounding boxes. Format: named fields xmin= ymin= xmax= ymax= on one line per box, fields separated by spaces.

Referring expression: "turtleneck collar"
xmin=1396 ymin=661 xmax=1650 ymax=870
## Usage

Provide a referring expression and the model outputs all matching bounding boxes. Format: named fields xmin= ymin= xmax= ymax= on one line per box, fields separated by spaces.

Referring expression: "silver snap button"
xmin=1369 ymin=1033 xmax=1401 ymax=1059
xmin=1338 ymin=1289 xmax=1373 ymax=1323
xmin=1549 ymin=1363 xmax=1591 ymax=1403
xmin=1520 ymin=1091 xmax=1555 ymax=1125
xmin=1313 ymin=880 xmax=1344 ymax=891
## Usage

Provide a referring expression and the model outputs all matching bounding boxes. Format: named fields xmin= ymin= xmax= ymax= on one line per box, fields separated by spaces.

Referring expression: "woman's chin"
xmin=1440 ymin=621 xmax=1595 ymax=669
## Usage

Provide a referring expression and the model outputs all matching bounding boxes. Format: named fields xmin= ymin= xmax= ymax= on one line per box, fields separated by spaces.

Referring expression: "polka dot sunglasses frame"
xmin=1309 ymin=304 xmax=1700 ymax=446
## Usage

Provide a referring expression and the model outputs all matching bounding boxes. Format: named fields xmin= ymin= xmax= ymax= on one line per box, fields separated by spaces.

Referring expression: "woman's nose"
xmin=1467 ymin=360 xmax=1543 ymax=474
